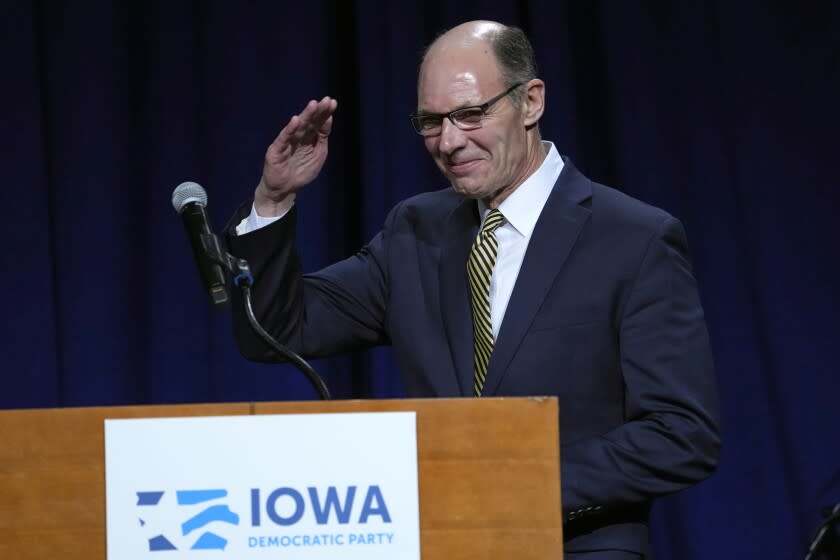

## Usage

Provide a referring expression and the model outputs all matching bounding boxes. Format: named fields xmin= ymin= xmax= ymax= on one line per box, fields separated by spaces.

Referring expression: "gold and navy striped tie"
xmin=467 ymin=208 xmax=505 ymax=397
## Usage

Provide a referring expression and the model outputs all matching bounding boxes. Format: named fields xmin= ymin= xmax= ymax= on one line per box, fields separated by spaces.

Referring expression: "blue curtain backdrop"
xmin=2 ymin=1 xmax=838 ymax=558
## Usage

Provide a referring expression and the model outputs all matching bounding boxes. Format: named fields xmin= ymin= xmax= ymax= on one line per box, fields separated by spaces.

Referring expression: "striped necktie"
xmin=467 ymin=208 xmax=505 ymax=397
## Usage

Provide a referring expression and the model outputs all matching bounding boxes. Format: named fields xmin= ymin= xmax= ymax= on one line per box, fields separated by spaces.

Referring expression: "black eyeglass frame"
xmin=409 ymin=81 xmax=526 ymax=136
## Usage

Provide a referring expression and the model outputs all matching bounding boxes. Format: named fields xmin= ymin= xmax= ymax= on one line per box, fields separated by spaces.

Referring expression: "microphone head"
xmin=172 ymin=181 xmax=208 ymax=213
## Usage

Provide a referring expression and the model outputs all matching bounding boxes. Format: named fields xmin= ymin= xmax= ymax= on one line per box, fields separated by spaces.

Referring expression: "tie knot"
xmin=480 ymin=209 xmax=505 ymax=235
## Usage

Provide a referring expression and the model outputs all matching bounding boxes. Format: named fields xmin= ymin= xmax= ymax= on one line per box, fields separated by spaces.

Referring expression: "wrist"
xmin=254 ymin=179 xmax=294 ymax=217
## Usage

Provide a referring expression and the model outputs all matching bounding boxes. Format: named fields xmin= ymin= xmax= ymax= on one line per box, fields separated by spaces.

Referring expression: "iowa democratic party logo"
xmin=136 ymin=489 xmax=240 ymax=551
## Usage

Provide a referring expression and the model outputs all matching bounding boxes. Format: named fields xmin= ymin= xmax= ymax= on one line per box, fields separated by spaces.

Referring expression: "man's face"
xmin=417 ymin=47 xmax=530 ymax=201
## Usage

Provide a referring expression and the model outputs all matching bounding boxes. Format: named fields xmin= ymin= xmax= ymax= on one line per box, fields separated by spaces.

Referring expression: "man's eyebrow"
xmin=415 ymin=101 xmax=482 ymax=116
xmin=413 ymin=110 xmax=444 ymax=117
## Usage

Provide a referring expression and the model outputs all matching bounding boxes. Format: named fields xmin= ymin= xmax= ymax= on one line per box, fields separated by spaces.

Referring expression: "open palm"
xmin=261 ymin=97 xmax=338 ymax=197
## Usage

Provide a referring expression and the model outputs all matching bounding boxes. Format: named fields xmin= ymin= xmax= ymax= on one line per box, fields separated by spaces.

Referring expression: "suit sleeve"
xmin=225 ymin=200 xmax=395 ymax=361
xmin=560 ymin=216 xmax=721 ymax=517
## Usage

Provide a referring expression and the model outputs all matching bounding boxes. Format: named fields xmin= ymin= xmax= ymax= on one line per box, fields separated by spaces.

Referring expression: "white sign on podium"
xmin=105 ymin=412 xmax=420 ymax=560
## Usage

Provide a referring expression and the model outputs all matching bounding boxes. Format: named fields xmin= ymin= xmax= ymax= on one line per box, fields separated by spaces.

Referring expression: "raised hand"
xmin=254 ymin=96 xmax=338 ymax=216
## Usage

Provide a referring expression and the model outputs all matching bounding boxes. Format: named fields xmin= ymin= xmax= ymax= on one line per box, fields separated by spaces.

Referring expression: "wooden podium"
xmin=0 ymin=397 xmax=563 ymax=558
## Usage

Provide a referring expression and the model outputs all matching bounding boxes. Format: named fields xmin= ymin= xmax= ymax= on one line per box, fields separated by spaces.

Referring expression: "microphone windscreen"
xmin=171 ymin=181 xmax=208 ymax=213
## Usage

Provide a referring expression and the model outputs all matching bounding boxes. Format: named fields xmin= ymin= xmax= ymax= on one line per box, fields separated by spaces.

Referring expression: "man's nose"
xmin=438 ymin=118 xmax=468 ymax=155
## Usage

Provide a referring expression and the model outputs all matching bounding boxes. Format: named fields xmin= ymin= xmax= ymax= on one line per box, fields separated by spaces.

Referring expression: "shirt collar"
xmin=478 ymin=141 xmax=564 ymax=238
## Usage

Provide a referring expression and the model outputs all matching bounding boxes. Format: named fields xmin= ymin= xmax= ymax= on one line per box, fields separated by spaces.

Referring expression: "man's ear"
xmin=522 ymin=79 xmax=545 ymax=126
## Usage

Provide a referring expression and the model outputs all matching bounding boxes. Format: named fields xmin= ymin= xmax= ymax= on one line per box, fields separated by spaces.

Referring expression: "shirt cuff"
xmin=235 ymin=194 xmax=296 ymax=236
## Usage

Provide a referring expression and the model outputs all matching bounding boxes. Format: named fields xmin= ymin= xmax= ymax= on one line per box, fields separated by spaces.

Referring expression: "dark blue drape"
xmin=2 ymin=2 xmax=838 ymax=558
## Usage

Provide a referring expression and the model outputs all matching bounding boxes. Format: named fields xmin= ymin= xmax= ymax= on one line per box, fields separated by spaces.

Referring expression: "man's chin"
xmin=449 ymin=180 xmax=491 ymax=200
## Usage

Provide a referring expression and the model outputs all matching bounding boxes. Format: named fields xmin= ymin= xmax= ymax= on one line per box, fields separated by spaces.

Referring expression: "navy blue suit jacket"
xmin=227 ymin=158 xmax=721 ymax=555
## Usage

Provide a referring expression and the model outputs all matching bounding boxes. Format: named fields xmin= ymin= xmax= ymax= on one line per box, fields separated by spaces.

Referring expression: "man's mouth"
xmin=447 ymin=159 xmax=481 ymax=175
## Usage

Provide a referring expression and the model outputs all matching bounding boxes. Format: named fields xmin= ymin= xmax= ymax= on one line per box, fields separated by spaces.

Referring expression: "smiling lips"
xmin=447 ymin=159 xmax=482 ymax=175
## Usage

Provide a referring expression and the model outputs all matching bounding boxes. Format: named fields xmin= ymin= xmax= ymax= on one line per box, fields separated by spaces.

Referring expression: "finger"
xmin=315 ymin=98 xmax=338 ymax=135
xmin=271 ymin=97 xmax=336 ymax=148
xmin=320 ymin=115 xmax=334 ymax=137
xmin=297 ymin=99 xmax=324 ymax=128
xmin=323 ymin=100 xmax=338 ymax=135
xmin=319 ymin=96 xmax=338 ymax=111
xmin=298 ymin=97 xmax=336 ymax=133
xmin=271 ymin=114 xmax=301 ymax=149
xmin=323 ymin=96 xmax=338 ymax=115
xmin=316 ymin=96 xmax=335 ymax=110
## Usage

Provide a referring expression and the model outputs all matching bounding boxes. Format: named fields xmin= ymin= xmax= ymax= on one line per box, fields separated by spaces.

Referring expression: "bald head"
xmin=419 ymin=21 xmax=537 ymax=107
xmin=423 ymin=20 xmax=505 ymax=58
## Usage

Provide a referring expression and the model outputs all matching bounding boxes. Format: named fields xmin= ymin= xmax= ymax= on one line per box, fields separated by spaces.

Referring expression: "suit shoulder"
xmin=590 ymin=181 xmax=676 ymax=234
xmin=387 ymin=187 xmax=464 ymax=225
xmin=401 ymin=187 xmax=462 ymax=212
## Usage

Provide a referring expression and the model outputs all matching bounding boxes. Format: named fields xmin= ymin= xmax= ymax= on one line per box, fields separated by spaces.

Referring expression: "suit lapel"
xmin=439 ymin=197 xmax=480 ymax=397
xmin=481 ymin=161 xmax=593 ymax=396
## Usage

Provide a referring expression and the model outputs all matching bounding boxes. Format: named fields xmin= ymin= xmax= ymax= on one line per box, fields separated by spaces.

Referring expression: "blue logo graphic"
xmin=137 ymin=489 xmax=240 ymax=551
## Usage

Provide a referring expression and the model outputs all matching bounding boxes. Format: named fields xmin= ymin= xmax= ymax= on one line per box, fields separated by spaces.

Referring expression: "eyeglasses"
xmin=409 ymin=82 xmax=525 ymax=136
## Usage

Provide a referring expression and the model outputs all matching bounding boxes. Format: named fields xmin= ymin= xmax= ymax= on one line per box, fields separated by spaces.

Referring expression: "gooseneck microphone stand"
xmin=201 ymin=232 xmax=332 ymax=401
xmin=805 ymin=502 xmax=840 ymax=560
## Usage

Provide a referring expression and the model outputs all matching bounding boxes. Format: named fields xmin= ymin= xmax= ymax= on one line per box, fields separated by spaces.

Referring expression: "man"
xmin=227 ymin=21 xmax=720 ymax=559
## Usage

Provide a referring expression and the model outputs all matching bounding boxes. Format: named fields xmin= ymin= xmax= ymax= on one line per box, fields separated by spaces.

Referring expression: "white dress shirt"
xmin=478 ymin=141 xmax=564 ymax=338
xmin=237 ymin=141 xmax=565 ymax=340
xmin=235 ymin=195 xmax=292 ymax=236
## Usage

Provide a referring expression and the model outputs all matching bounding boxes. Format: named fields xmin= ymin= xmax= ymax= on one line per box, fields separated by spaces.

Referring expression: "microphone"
xmin=171 ymin=181 xmax=229 ymax=307
xmin=170 ymin=182 xmax=331 ymax=399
